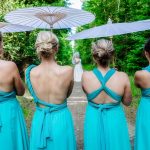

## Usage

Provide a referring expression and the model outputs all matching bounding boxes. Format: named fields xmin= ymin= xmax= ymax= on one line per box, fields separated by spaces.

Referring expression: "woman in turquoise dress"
xmin=134 ymin=39 xmax=150 ymax=150
xmin=82 ymin=39 xmax=132 ymax=150
xmin=0 ymin=33 xmax=29 ymax=150
xmin=25 ymin=31 xmax=76 ymax=150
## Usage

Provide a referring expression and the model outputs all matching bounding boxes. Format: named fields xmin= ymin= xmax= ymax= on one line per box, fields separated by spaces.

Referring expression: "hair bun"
xmin=92 ymin=39 xmax=114 ymax=67
xmin=35 ymin=31 xmax=59 ymax=58
xmin=92 ymin=43 xmax=106 ymax=58
xmin=38 ymin=42 xmax=53 ymax=52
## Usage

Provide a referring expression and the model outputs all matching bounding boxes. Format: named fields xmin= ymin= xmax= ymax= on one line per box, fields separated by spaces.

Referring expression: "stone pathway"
xmin=23 ymin=82 xmax=135 ymax=150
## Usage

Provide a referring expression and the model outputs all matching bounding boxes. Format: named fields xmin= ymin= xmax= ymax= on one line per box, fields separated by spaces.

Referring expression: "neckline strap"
xmin=104 ymin=69 xmax=116 ymax=82
xmin=142 ymin=65 xmax=150 ymax=72
xmin=0 ymin=91 xmax=16 ymax=99
xmin=36 ymin=101 xmax=67 ymax=110
xmin=88 ymin=101 xmax=120 ymax=110
xmin=102 ymin=86 xmax=122 ymax=102
xmin=87 ymin=68 xmax=122 ymax=102
xmin=87 ymin=87 xmax=103 ymax=101
xmin=93 ymin=68 xmax=116 ymax=84
xmin=25 ymin=65 xmax=38 ymax=103
xmin=93 ymin=68 xmax=104 ymax=84
xmin=87 ymin=86 xmax=122 ymax=102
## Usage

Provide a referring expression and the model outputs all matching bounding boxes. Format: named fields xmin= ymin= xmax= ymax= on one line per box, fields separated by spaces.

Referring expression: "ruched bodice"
xmin=25 ymin=65 xmax=76 ymax=150
xmin=142 ymin=65 xmax=150 ymax=97
xmin=142 ymin=88 xmax=150 ymax=97
xmin=0 ymin=90 xmax=29 ymax=149
xmin=0 ymin=90 xmax=16 ymax=102
xmin=0 ymin=91 xmax=16 ymax=131
xmin=87 ymin=68 xmax=122 ymax=102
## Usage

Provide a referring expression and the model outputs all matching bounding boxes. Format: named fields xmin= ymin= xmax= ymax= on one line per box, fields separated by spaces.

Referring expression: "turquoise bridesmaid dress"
xmin=84 ymin=68 xmax=131 ymax=150
xmin=26 ymin=65 xmax=76 ymax=150
xmin=0 ymin=91 xmax=29 ymax=150
xmin=135 ymin=65 xmax=150 ymax=150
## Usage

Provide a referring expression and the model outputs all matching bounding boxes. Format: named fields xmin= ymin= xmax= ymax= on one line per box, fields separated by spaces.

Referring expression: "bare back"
xmin=0 ymin=60 xmax=25 ymax=95
xmin=28 ymin=63 xmax=74 ymax=104
xmin=82 ymin=68 xmax=132 ymax=106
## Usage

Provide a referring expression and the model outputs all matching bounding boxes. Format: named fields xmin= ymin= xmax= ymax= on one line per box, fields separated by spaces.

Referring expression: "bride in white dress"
xmin=72 ymin=52 xmax=83 ymax=82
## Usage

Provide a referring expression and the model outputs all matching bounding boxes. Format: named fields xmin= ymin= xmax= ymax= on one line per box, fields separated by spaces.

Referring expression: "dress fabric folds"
xmin=135 ymin=65 xmax=150 ymax=150
xmin=0 ymin=91 xmax=29 ymax=150
xmin=26 ymin=65 xmax=76 ymax=150
xmin=84 ymin=68 xmax=131 ymax=150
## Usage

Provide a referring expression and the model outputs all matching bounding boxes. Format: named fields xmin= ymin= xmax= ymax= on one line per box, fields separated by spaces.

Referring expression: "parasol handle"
xmin=50 ymin=25 xmax=53 ymax=32
xmin=109 ymin=36 xmax=116 ymax=68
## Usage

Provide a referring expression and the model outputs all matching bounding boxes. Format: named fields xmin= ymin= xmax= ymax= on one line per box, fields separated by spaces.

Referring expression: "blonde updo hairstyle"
xmin=92 ymin=39 xmax=114 ymax=67
xmin=35 ymin=31 xmax=59 ymax=59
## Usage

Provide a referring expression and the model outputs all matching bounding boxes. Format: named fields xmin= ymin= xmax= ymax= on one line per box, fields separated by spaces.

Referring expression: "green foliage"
xmin=76 ymin=0 xmax=150 ymax=74
xmin=0 ymin=0 xmax=71 ymax=74
xmin=55 ymin=30 xmax=72 ymax=65
xmin=1 ymin=0 xmax=150 ymax=75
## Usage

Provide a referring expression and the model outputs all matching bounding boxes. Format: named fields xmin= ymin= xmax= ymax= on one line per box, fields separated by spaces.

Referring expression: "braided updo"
xmin=35 ymin=31 xmax=59 ymax=58
xmin=92 ymin=39 xmax=114 ymax=67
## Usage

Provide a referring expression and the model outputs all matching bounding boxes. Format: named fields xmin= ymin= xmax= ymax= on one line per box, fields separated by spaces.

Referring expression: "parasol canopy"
xmin=5 ymin=6 xmax=95 ymax=29
xmin=67 ymin=18 xmax=150 ymax=40
xmin=0 ymin=22 xmax=33 ymax=33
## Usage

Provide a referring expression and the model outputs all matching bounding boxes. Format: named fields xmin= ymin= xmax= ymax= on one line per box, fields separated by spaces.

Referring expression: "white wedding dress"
xmin=74 ymin=59 xmax=83 ymax=82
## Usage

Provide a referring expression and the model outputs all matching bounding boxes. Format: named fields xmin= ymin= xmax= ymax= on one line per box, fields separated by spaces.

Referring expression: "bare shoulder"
xmin=0 ymin=60 xmax=18 ymax=72
xmin=115 ymin=71 xmax=130 ymax=82
xmin=61 ymin=65 xmax=73 ymax=74
xmin=134 ymin=70 xmax=147 ymax=79
xmin=83 ymin=70 xmax=91 ymax=77
xmin=1 ymin=60 xmax=16 ymax=67
xmin=82 ymin=70 xmax=93 ymax=81
xmin=135 ymin=70 xmax=145 ymax=76
xmin=28 ymin=65 xmax=40 ymax=77
xmin=116 ymin=71 xmax=129 ymax=78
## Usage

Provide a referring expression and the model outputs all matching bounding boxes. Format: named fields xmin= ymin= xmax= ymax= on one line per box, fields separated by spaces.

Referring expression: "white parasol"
xmin=67 ymin=18 xmax=150 ymax=40
xmin=5 ymin=6 xmax=95 ymax=29
xmin=0 ymin=22 xmax=33 ymax=33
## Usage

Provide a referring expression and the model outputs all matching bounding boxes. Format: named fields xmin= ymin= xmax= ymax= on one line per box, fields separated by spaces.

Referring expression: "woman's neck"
xmin=41 ymin=56 xmax=57 ymax=66
xmin=97 ymin=65 xmax=110 ymax=71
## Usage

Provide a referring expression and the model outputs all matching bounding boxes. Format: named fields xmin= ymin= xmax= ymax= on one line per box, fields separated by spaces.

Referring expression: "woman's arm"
xmin=67 ymin=67 xmax=74 ymax=97
xmin=122 ymin=73 xmax=132 ymax=106
xmin=67 ymin=80 xmax=74 ymax=97
xmin=13 ymin=63 xmax=25 ymax=96
xmin=134 ymin=71 xmax=142 ymax=88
